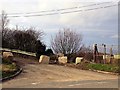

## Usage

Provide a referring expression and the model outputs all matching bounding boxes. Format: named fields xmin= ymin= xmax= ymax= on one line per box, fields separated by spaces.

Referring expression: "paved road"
xmin=2 ymin=57 xmax=118 ymax=88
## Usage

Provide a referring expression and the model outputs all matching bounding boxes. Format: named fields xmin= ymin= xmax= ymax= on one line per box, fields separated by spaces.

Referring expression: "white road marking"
xmin=31 ymin=83 xmax=37 ymax=85
xmin=31 ymin=82 xmax=41 ymax=85
xmin=68 ymin=82 xmax=107 ymax=87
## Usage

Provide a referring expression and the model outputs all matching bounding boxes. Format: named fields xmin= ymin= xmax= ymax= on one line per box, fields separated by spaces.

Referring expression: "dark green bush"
xmin=2 ymin=57 xmax=12 ymax=64
xmin=49 ymin=55 xmax=58 ymax=64
xmin=45 ymin=49 xmax=54 ymax=56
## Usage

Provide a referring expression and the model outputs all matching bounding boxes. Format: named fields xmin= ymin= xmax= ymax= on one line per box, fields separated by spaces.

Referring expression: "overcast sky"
xmin=0 ymin=0 xmax=119 ymax=52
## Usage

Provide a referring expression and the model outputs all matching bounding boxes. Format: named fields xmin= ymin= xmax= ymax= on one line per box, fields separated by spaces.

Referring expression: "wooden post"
xmin=110 ymin=45 xmax=113 ymax=64
xmin=93 ymin=44 xmax=99 ymax=63
xmin=102 ymin=44 xmax=106 ymax=64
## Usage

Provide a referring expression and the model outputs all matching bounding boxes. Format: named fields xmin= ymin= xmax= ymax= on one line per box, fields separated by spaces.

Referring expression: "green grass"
xmin=0 ymin=52 xmax=20 ymax=79
xmin=87 ymin=63 xmax=119 ymax=73
xmin=0 ymin=63 xmax=19 ymax=79
xmin=67 ymin=62 xmax=119 ymax=73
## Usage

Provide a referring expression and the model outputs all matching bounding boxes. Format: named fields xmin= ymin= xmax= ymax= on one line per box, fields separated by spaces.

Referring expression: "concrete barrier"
xmin=75 ymin=57 xmax=83 ymax=64
xmin=3 ymin=52 xmax=14 ymax=61
xmin=39 ymin=55 xmax=50 ymax=64
xmin=58 ymin=56 xmax=67 ymax=64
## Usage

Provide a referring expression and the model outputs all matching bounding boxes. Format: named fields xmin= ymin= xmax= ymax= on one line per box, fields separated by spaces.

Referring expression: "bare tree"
xmin=77 ymin=45 xmax=93 ymax=61
xmin=26 ymin=27 xmax=44 ymax=40
xmin=51 ymin=28 xmax=83 ymax=55
xmin=1 ymin=10 xmax=9 ymax=31
xmin=0 ymin=11 xmax=10 ymax=47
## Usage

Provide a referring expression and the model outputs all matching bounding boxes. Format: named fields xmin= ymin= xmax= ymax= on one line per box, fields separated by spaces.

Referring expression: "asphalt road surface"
xmin=2 ymin=57 xmax=119 ymax=88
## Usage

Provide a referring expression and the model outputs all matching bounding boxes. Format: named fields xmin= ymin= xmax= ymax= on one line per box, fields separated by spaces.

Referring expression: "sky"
xmin=0 ymin=0 xmax=119 ymax=53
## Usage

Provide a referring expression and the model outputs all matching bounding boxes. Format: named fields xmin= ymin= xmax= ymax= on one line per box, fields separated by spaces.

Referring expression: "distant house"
xmin=114 ymin=54 xmax=120 ymax=59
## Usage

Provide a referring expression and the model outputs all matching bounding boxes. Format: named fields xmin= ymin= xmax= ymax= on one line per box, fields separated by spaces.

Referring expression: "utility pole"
xmin=102 ymin=44 xmax=106 ymax=64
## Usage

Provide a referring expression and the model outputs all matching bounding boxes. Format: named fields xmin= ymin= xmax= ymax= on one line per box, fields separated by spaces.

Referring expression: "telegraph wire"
xmin=7 ymin=4 xmax=118 ymax=18
xmin=5 ymin=2 xmax=112 ymax=15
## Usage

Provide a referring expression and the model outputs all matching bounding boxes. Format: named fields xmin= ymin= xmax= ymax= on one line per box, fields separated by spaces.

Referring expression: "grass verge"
xmin=66 ymin=62 xmax=119 ymax=73
xmin=87 ymin=63 xmax=119 ymax=73
xmin=0 ymin=63 xmax=19 ymax=79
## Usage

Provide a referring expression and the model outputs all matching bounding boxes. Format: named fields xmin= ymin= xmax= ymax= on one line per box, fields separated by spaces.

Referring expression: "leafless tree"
xmin=77 ymin=45 xmax=93 ymax=61
xmin=1 ymin=10 xmax=9 ymax=31
xmin=51 ymin=28 xmax=83 ymax=55
xmin=26 ymin=27 xmax=44 ymax=40
xmin=0 ymin=11 xmax=10 ymax=47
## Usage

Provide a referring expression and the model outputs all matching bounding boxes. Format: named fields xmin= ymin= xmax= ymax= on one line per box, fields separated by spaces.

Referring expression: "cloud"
xmin=59 ymin=2 xmax=117 ymax=28
xmin=0 ymin=0 xmax=118 ymax=46
xmin=111 ymin=34 xmax=119 ymax=39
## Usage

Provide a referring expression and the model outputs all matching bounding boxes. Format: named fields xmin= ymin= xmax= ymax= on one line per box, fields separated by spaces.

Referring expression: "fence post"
xmin=102 ymin=44 xmax=106 ymax=64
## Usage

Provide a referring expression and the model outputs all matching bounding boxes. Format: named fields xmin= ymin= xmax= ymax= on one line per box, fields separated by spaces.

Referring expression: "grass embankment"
xmin=1 ymin=63 xmax=19 ymax=78
xmin=87 ymin=63 xmax=119 ymax=73
xmin=0 ymin=57 xmax=19 ymax=79
xmin=66 ymin=62 xmax=119 ymax=73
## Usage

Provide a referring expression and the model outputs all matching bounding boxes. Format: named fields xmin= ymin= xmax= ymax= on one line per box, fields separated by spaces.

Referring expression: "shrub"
xmin=49 ymin=55 xmax=58 ymax=64
xmin=45 ymin=49 xmax=54 ymax=56
xmin=35 ymin=40 xmax=46 ymax=60
xmin=2 ymin=57 xmax=12 ymax=64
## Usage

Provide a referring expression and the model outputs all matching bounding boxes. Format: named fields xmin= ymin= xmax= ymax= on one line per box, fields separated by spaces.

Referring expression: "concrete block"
xmin=39 ymin=55 xmax=50 ymax=64
xmin=3 ymin=52 xmax=14 ymax=61
xmin=75 ymin=57 xmax=83 ymax=64
xmin=58 ymin=56 xmax=67 ymax=64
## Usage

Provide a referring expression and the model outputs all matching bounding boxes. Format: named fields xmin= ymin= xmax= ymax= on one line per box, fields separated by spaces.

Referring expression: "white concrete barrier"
xmin=58 ymin=56 xmax=67 ymax=64
xmin=3 ymin=52 xmax=14 ymax=61
xmin=39 ymin=55 xmax=50 ymax=64
xmin=75 ymin=57 xmax=83 ymax=64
